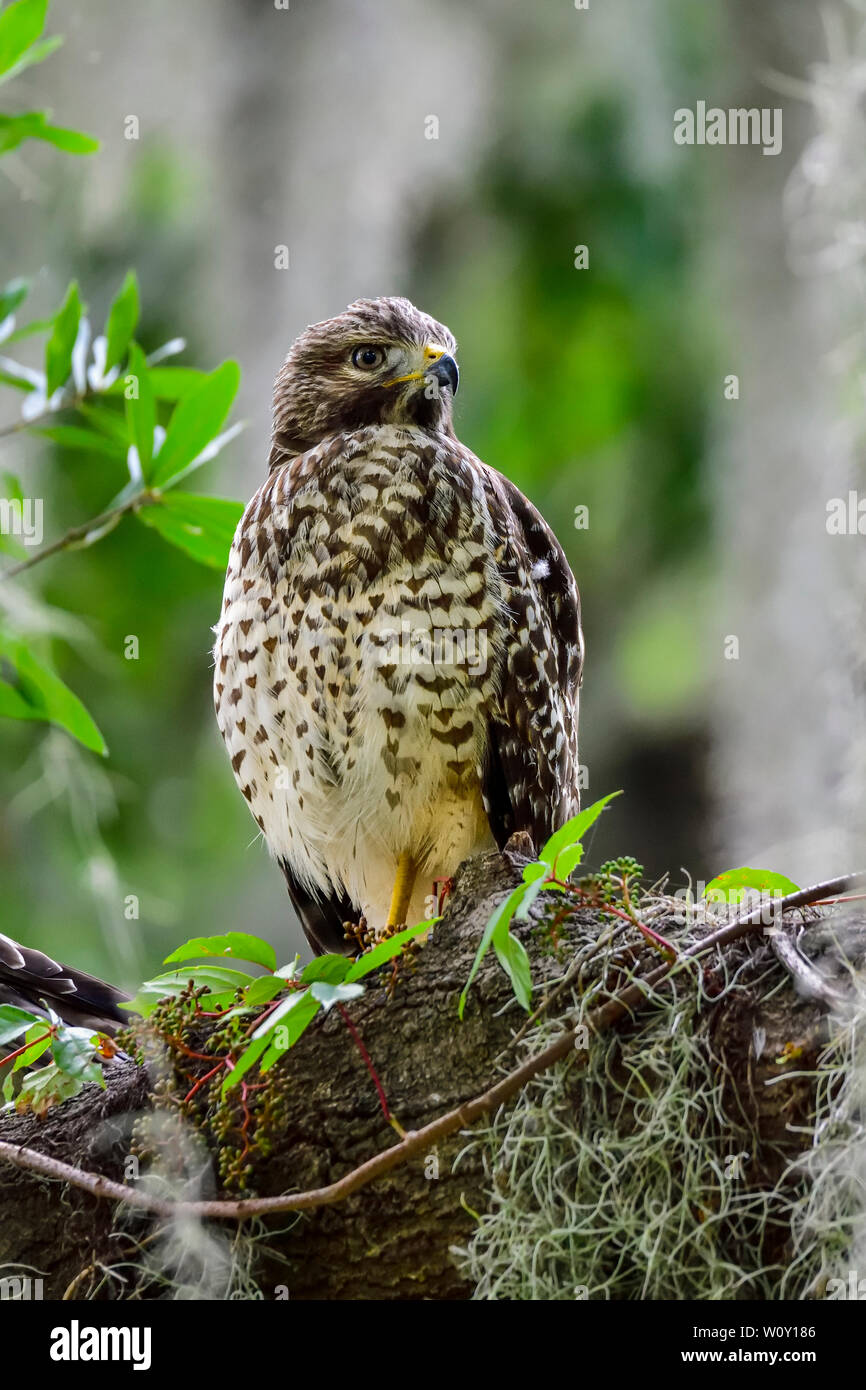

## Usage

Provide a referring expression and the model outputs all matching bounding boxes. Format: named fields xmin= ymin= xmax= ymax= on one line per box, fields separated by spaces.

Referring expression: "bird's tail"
xmin=0 ymin=933 xmax=133 ymax=1039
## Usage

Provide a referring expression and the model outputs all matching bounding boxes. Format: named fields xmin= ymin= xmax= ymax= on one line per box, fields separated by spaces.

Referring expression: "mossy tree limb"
xmin=0 ymin=850 xmax=862 ymax=1300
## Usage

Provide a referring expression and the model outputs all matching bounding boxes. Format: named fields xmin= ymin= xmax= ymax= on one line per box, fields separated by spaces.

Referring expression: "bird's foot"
xmin=502 ymin=829 xmax=536 ymax=859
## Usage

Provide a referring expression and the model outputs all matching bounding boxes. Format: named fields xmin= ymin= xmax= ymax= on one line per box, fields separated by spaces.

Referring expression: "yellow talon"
xmin=386 ymin=851 xmax=416 ymax=929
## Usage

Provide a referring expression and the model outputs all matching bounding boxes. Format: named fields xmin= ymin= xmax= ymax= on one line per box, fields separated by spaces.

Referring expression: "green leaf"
xmin=11 ymin=1061 xmax=87 ymax=1115
xmin=136 ymin=492 xmax=243 ymax=569
xmin=259 ymin=992 xmax=321 ymax=1068
xmin=0 ymin=276 xmax=28 ymax=323
xmin=35 ymin=121 xmax=99 ymax=153
xmin=0 ymin=357 xmax=41 ymax=390
xmin=309 ymin=981 xmax=365 ymax=1011
xmin=11 ymin=1021 xmax=52 ymax=1070
xmin=537 ymin=791 xmax=622 ymax=877
xmin=250 ymin=988 xmax=312 ymax=1042
xmin=344 ymin=920 xmax=433 ymax=981
xmin=458 ymin=883 xmax=527 ymax=1020
xmin=0 ymin=0 xmax=47 ymax=79
xmin=0 ymin=681 xmax=33 ymax=718
xmin=493 ymin=931 xmax=532 ymax=1011
xmin=121 ymin=965 xmax=253 ymax=1018
xmin=148 ymin=367 xmax=207 ymax=401
xmin=0 ymin=474 xmax=25 ymax=557
xmin=164 ymin=932 xmax=277 ymax=973
xmin=242 ymin=975 xmax=285 ymax=1008
xmin=0 ymin=367 xmax=35 ymax=391
xmin=78 ymin=401 xmax=129 ymax=444
xmin=1 ymin=470 xmax=23 ymax=501
xmin=703 ymin=867 xmax=801 ymax=905
xmin=0 ymin=111 xmax=98 ymax=156
xmin=107 ymin=366 xmax=208 ymax=401
xmin=0 ymin=31 xmax=61 ymax=86
xmin=104 ymin=271 xmax=140 ymax=371
xmin=300 ymin=954 xmax=353 ymax=985
xmin=0 ymin=1003 xmax=42 ymax=1047
xmin=34 ymin=425 xmax=126 ymax=459
xmin=0 ymin=536 xmax=25 ymax=561
xmin=0 ymin=631 xmax=107 ymax=754
xmin=513 ymin=873 xmax=548 ymax=921
xmin=149 ymin=360 xmax=240 ymax=487
xmin=51 ymin=1023 xmax=103 ymax=1085
xmin=223 ymin=989 xmax=322 ymax=1093
xmin=153 ymin=965 xmax=253 ymax=993
xmin=44 ymin=281 xmax=82 ymax=396
xmin=553 ymin=842 xmax=584 ymax=880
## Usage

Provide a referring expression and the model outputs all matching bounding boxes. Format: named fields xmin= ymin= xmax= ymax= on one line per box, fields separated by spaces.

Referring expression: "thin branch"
xmin=0 ymin=491 xmax=154 ymax=580
xmin=0 ymin=394 xmax=85 ymax=444
xmin=0 ymin=416 xmax=34 ymax=443
xmin=0 ymin=869 xmax=863 ymax=1223
xmin=769 ymin=928 xmax=850 ymax=1011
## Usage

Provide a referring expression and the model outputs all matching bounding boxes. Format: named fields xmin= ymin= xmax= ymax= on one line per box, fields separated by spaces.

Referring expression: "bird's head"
xmin=269 ymin=296 xmax=458 ymax=467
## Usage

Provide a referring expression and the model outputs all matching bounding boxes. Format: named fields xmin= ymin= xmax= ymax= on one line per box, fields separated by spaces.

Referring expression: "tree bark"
xmin=0 ymin=849 xmax=859 ymax=1301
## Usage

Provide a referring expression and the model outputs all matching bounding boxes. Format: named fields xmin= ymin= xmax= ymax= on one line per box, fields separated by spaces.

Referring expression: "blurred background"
xmin=1 ymin=0 xmax=864 ymax=986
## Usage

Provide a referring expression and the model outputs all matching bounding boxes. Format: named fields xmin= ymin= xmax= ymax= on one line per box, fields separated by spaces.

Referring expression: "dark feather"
xmin=278 ymin=859 xmax=357 ymax=957
xmin=0 ymin=933 xmax=132 ymax=1036
xmin=480 ymin=469 xmax=584 ymax=852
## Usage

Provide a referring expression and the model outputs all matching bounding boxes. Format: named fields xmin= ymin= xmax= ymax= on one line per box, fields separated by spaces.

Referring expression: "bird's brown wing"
xmin=479 ymin=468 xmax=584 ymax=853
xmin=0 ymin=933 xmax=132 ymax=1036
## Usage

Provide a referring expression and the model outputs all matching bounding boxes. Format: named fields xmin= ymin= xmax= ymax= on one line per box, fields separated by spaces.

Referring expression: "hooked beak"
xmin=383 ymin=343 xmax=459 ymax=395
xmin=425 ymin=351 xmax=459 ymax=396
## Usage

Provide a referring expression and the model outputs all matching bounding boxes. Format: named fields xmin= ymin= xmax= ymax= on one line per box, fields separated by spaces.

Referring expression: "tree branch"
xmin=1 ymin=868 xmax=861 ymax=1225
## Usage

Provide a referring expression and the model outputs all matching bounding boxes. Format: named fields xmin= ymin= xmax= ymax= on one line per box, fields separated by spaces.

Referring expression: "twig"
xmin=0 ymin=870 xmax=863 ymax=1223
xmin=0 ymin=491 xmax=155 ymax=580
xmin=768 ymin=929 xmax=850 ymax=1011
xmin=0 ymin=414 xmax=45 ymax=443
xmin=62 ymin=1261 xmax=100 ymax=1301
xmin=0 ymin=389 xmax=89 ymax=443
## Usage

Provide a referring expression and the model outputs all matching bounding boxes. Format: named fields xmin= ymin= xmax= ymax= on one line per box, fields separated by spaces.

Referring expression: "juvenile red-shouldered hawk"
xmin=214 ymin=297 xmax=583 ymax=955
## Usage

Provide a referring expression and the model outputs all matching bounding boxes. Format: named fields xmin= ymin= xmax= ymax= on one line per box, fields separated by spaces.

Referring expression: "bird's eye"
xmin=351 ymin=345 xmax=386 ymax=370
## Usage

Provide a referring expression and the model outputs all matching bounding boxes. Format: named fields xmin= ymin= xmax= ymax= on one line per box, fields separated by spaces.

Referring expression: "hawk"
xmin=214 ymin=297 xmax=583 ymax=956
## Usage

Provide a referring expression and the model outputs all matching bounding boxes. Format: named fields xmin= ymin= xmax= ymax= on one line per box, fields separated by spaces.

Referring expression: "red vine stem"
xmin=0 ymin=1031 xmax=53 ymax=1068
xmin=336 ymin=1003 xmax=394 ymax=1127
